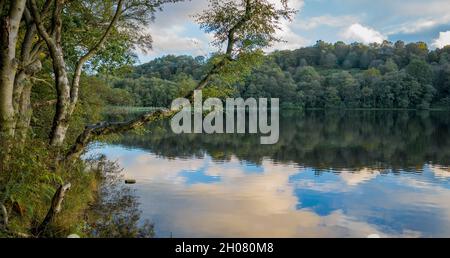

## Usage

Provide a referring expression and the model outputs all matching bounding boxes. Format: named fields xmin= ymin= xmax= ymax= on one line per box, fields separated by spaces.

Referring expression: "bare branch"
xmin=35 ymin=183 xmax=71 ymax=236
xmin=30 ymin=77 xmax=53 ymax=88
xmin=32 ymin=99 xmax=57 ymax=108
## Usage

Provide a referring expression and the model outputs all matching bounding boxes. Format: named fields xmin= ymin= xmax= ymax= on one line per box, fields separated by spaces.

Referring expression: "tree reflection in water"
xmin=111 ymin=110 xmax=450 ymax=171
xmin=84 ymin=156 xmax=154 ymax=238
xmin=93 ymin=110 xmax=450 ymax=238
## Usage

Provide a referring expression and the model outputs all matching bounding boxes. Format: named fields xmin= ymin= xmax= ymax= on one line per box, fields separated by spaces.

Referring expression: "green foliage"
xmin=406 ymin=58 xmax=433 ymax=84
xmin=202 ymin=85 xmax=237 ymax=100
xmin=114 ymin=77 xmax=182 ymax=107
xmin=0 ymin=145 xmax=155 ymax=238
xmin=62 ymin=0 xmax=184 ymax=73
xmin=113 ymin=41 xmax=450 ymax=110
xmin=30 ymin=73 xmax=129 ymax=146
xmin=0 ymin=141 xmax=97 ymax=237
xmin=133 ymin=55 xmax=206 ymax=81
xmin=212 ymin=50 xmax=265 ymax=85
xmin=195 ymin=0 xmax=296 ymax=52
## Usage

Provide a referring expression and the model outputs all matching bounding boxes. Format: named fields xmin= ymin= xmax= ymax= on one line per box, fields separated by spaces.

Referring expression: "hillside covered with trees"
xmin=111 ymin=41 xmax=450 ymax=109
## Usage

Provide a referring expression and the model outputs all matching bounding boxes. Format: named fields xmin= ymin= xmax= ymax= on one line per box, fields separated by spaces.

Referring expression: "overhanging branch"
xmin=66 ymin=109 xmax=173 ymax=160
xmin=65 ymin=0 xmax=257 ymax=162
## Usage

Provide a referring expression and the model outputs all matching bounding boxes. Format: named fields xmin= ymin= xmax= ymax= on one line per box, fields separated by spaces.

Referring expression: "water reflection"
xmin=91 ymin=110 xmax=450 ymax=237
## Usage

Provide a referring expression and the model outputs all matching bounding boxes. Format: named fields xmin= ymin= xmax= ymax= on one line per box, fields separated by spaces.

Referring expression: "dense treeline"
xmin=112 ymin=41 xmax=450 ymax=109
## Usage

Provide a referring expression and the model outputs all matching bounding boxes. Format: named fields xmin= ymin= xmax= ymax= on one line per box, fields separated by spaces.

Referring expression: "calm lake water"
xmin=89 ymin=110 xmax=450 ymax=238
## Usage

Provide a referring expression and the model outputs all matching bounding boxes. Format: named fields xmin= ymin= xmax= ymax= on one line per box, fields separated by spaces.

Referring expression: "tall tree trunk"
xmin=13 ymin=60 xmax=43 ymax=145
xmin=49 ymin=47 xmax=72 ymax=147
xmin=0 ymin=0 xmax=27 ymax=170
xmin=14 ymin=79 xmax=33 ymax=144
xmin=12 ymin=9 xmax=44 ymax=146
xmin=30 ymin=0 xmax=124 ymax=147
xmin=0 ymin=0 xmax=27 ymax=139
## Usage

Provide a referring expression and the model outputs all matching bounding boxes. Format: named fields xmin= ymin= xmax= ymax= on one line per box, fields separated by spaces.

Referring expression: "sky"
xmin=137 ymin=0 xmax=450 ymax=63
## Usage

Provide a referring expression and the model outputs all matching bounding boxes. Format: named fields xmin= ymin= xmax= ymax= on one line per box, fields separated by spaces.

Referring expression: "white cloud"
xmin=339 ymin=168 xmax=381 ymax=186
xmin=432 ymin=31 xmax=450 ymax=49
xmin=386 ymin=14 xmax=450 ymax=35
xmin=268 ymin=19 xmax=309 ymax=51
xmin=267 ymin=0 xmax=308 ymax=51
xmin=105 ymin=148 xmax=413 ymax=237
xmin=134 ymin=0 xmax=450 ymax=59
xmin=296 ymin=15 xmax=359 ymax=30
xmin=343 ymin=23 xmax=387 ymax=44
xmin=429 ymin=165 xmax=450 ymax=178
xmin=394 ymin=0 xmax=450 ymax=17
xmin=144 ymin=25 xmax=209 ymax=58
xmin=136 ymin=0 xmax=212 ymax=60
xmin=268 ymin=0 xmax=304 ymax=10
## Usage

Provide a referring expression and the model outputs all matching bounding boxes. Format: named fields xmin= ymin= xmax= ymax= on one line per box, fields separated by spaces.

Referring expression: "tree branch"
xmin=226 ymin=0 xmax=252 ymax=56
xmin=66 ymin=109 xmax=173 ymax=160
xmin=32 ymin=99 xmax=57 ymax=108
xmin=65 ymin=0 xmax=257 ymax=161
xmin=70 ymin=0 xmax=125 ymax=105
xmin=28 ymin=0 xmax=57 ymax=54
xmin=34 ymin=183 xmax=71 ymax=236
xmin=187 ymin=0 xmax=252 ymax=96
xmin=30 ymin=77 xmax=53 ymax=88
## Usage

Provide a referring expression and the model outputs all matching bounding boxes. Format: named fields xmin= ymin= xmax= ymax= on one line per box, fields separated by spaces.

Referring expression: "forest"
xmin=111 ymin=41 xmax=450 ymax=109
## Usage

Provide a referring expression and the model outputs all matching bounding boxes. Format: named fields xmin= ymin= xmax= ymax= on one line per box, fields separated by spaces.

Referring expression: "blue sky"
xmin=137 ymin=0 xmax=450 ymax=62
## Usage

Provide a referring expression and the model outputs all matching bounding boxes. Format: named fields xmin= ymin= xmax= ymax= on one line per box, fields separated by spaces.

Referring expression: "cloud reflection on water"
xmin=89 ymin=145 xmax=450 ymax=238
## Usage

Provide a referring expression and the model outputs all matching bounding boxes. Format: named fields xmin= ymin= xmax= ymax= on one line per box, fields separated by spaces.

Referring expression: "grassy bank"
xmin=0 ymin=141 xmax=152 ymax=238
xmin=0 ymin=141 xmax=96 ymax=237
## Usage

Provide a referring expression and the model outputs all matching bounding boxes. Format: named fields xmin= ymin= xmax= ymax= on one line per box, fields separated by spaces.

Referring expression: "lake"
xmin=89 ymin=110 xmax=450 ymax=238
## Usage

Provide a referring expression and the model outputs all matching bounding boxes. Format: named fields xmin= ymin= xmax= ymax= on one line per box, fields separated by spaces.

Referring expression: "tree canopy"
xmin=111 ymin=40 xmax=450 ymax=109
